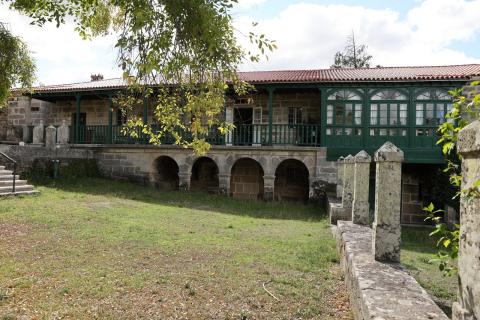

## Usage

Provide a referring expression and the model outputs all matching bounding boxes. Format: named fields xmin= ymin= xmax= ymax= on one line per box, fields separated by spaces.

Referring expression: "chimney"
xmin=90 ymin=74 xmax=104 ymax=81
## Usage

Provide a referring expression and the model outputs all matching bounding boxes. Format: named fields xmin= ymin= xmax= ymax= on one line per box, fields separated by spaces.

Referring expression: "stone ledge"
xmin=334 ymin=221 xmax=449 ymax=320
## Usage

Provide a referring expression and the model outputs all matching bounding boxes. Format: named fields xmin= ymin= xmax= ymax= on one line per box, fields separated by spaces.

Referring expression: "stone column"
xmin=178 ymin=172 xmax=191 ymax=191
xmin=263 ymin=175 xmax=275 ymax=201
xmin=32 ymin=120 xmax=45 ymax=144
xmin=336 ymin=156 xmax=345 ymax=198
xmin=453 ymin=120 xmax=480 ymax=320
xmin=341 ymin=155 xmax=355 ymax=211
xmin=45 ymin=125 xmax=57 ymax=150
xmin=372 ymin=142 xmax=404 ymax=263
xmin=57 ymin=120 xmax=70 ymax=144
xmin=218 ymin=174 xmax=231 ymax=195
xmin=352 ymin=150 xmax=371 ymax=225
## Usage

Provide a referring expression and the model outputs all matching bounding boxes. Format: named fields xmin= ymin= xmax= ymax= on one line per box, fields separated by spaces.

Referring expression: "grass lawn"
xmin=401 ymin=226 xmax=458 ymax=316
xmin=0 ymin=177 xmax=351 ymax=320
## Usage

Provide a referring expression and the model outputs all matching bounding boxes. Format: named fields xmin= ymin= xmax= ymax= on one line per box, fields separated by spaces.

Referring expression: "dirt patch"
xmin=0 ymin=222 xmax=32 ymax=238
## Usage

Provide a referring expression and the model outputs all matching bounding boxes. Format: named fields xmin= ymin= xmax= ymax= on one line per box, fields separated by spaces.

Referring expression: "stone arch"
xmin=154 ymin=156 xmax=179 ymax=190
xmin=274 ymin=159 xmax=309 ymax=202
xmin=190 ymin=157 xmax=219 ymax=193
xmin=230 ymin=157 xmax=264 ymax=200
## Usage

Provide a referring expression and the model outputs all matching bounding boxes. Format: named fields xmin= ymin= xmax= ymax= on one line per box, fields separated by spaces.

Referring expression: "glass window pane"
xmin=425 ymin=103 xmax=434 ymax=125
xmin=401 ymin=129 xmax=407 ymax=136
xmin=326 ymin=128 xmax=332 ymax=135
xmin=335 ymin=104 xmax=344 ymax=124
xmin=335 ymin=128 xmax=343 ymax=135
xmin=345 ymin=128 xmax=352 ymax=135
xmin=416 ymin=103 xmax=424 ymax=125
xmin=379 ymin=129 xmax=387 ymax=136
xmin=390 ymin=104 xmax=398 ymax=125
xmin=327 ymin=105 xmax=333 ymax=124
xmin=370 ymin=129 xmax=376 ymax=136
xmin=354 ymin=128 xmax=362 ymax=136
xmin=345 ymin=103 xmax=353 ymax=125
xmin=436 ymin=104 xmax=445 ymax=123
xmin=380 ymin=104 xmax=388 ymax=125
xmin=400 ymin=103 xmax=407 ymax=125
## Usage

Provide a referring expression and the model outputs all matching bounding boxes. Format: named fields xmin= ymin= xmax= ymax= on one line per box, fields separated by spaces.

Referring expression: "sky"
xmin=1 ymin=0 xmax=480 ymax=85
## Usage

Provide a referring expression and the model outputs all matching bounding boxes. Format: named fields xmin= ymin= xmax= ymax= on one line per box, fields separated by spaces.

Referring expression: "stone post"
xmin=372 ymin=142 xmax=404 ymax=262
xmin=263 ymin=175 xmax=275 ymax=201
xmin=45 ymin=125 xmax=57 ymax=150
xmin=336 ymin=156 xmax=345 ymax=198
xmin=329 ymin=154 xmax=354 ymax=224
xmin=352 ymin=150 xmax=371 ymax=225
xmin=453 ymin=120 xmax=480 ymax=320
xmin=57 ymin=120 xmax=70 ymax=144
xmin=178 ymin=172 xmax=191 ymax=191
xmin=341 ymin=155 xmax=355 ymax=211
xmin=32 ymin=120 xmax=45 ymax=144
xmin=218 ymin=174 xmax=231 ymax=195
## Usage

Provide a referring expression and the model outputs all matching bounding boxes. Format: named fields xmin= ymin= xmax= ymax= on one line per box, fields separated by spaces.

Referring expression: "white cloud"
xmin=235 ymin=0 xmax=267 ymax=9
xmin=2 ymin=0 xmax=480 ymax=85
xmin=0 ymin=4 xmax=119 ymax=85
xmin=236 ymin=0 xmax=480 ymax=71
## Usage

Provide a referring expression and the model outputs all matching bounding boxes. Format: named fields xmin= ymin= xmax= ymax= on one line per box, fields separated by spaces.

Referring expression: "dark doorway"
xmin=274 ymin=159 xmax=309 ymax=202
xmin=190 ymin=157 xmax=219 ymax=193
xmin=71 ymin=112 xmax=87 ymax=142
xmin=154 ymin=156 xmax=179 ymax=191
xmin=233 ymin=107 xmax=253 ymax=145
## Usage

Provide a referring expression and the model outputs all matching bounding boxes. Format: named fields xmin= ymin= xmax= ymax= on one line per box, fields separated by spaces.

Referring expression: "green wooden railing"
xmin=70 ymin=124 xmax=320 ymax=147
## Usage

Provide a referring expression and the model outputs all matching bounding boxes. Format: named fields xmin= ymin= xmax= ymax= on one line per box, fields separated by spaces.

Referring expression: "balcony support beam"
xmin=108 ymin=94 xmax=113 ymax=144
xmin=75 ymin=94 xmax=81 ymax=143
xmin=267 ymin=87 xmax=275 ymax=145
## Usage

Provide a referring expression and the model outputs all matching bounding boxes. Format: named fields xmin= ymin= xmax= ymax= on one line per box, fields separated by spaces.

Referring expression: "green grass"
xmin=401 ymin=226 xmax=458 ymax=315
xmin=0 ymin=177 xmax=351 ymax=320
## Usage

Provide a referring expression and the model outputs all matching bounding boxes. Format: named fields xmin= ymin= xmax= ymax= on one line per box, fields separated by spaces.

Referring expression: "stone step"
xmin=0 ymin=169 xmax=14 ymax=175
xmin=0 ymin=166 xmax=4 ymax=170
xmin=0 ymin=190 xmax=39 ymax=197
xmin=0 ymin=180 xmax=27 ymax=186
xmin=0 ymin=184 xmax=35 ymax=193
xmin=0 ymin=175 xmax=20 ymax=181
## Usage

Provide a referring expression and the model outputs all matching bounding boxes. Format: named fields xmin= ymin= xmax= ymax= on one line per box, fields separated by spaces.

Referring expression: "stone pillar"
xmin=32 ymin=120 xmax=45 ymax=144
xmin=57 ymin=120 xmax=69 ymax=144
xmin=341 ymin=155 xmax=355 ymax=211
xmin=452 ymin=120 xmax=480 ymax=320
xmin=218 ymin=174 xmax=231 ymax=195
xmin=178 ymin=172 xmax=191 ymax=191
xmin=372 ymin=142 xmax=404 ymax=263
xmin=352 ymin=150 xmax=371 ymax=225
xmin=263 ymin=175 xmax=275 ymax=201
xmin=329 ymin=154 xmax=354 ymax=224
xmin=336 ymin=156 xmax=345 ymax=198
xmin=45 ymin=125 xmax=57 ymax=150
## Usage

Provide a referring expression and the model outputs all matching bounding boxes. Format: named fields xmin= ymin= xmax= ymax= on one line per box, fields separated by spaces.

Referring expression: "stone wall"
xmin=401 ymin=172 xmax=424 ymax=224
xmin=230 ymin=158 xmax=264 ymax=200
xmin=0 ymin=106 xmax=7 ymax=140
xmin=0 ymin=143 xmax=336 ymax=202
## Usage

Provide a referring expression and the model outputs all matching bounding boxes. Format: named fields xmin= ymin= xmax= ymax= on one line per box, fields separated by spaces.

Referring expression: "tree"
xmin=5 ymin=0 xmax=275 ymax=154
xmin=0 ymin=22 xmax=35 ymax=107
xmin=331 ymin=32 xmax=372 ymax=68
xmin=424 ymin=82 xmax=480 ymax=276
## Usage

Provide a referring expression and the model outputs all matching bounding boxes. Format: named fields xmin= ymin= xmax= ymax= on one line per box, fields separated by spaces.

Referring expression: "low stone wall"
xmin=334 ymin=221 xmax=449 ymax=320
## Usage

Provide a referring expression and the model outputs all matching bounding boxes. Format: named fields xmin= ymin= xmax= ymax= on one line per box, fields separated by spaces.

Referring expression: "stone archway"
xmin=154 ymin=156 xmax=179 ymax=190
xmin=230 ymin=158 xmax=264 ymax=200
xmin=190 ymin=157 xmax=219 ymax=193
xmin=274 ymin=159 xmax=309 ymax=202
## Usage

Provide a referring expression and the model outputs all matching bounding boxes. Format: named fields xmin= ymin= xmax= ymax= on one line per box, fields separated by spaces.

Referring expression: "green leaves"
xmin=0 ymin=22 xmax=36 ymax=106
xmin=8 ymin=0 xmax=275 ymax=154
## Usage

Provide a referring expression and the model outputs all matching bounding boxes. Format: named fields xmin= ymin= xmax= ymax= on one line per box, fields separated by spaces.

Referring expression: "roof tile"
xmin=30 ymin=64 xmax=480 ymax=94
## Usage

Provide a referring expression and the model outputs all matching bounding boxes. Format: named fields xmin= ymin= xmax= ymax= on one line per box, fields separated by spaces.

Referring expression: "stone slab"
xmin=334 ymin=221 xmax=449 ymax=320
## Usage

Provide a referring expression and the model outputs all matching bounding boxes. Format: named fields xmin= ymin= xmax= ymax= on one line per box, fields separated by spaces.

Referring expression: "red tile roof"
xmin=30 ymin=64 xmax=480 ymax=94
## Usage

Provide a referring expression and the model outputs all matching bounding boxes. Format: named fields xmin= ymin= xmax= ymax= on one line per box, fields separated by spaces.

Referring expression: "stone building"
xmin=3 ymin=64 xmax=480 ymax=222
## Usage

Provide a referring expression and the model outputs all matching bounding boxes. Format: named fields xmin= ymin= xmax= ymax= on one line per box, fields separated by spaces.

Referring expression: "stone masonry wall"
xmin=401 ymin=172 xmax=424 ymax=224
